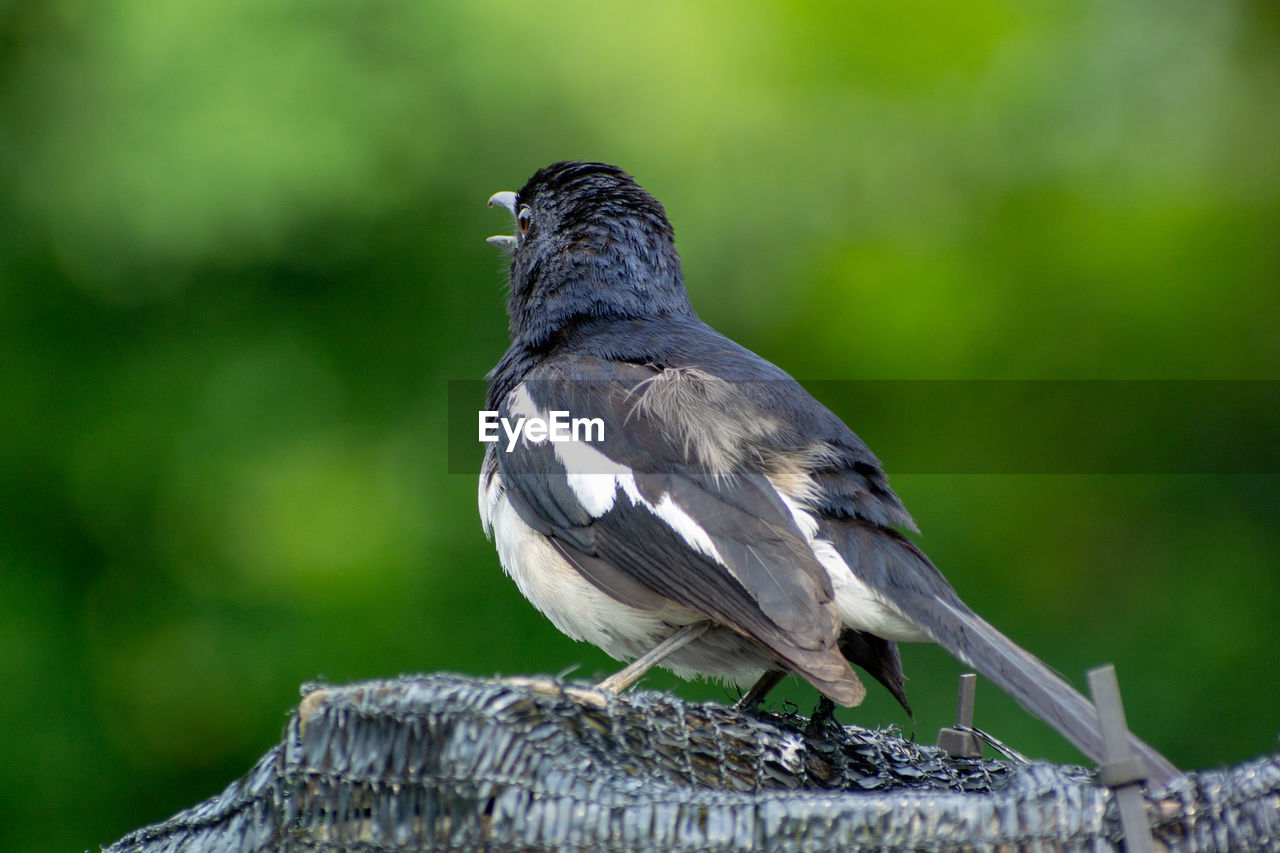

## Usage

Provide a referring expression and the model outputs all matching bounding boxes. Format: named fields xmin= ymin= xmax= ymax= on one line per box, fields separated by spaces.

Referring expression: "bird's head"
xmin=487 ymin=161 xmax=694 ymax=347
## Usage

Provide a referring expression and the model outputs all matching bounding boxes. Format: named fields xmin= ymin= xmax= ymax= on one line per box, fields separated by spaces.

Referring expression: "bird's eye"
xmin=517 ymin=205 xmax=533 ymax=236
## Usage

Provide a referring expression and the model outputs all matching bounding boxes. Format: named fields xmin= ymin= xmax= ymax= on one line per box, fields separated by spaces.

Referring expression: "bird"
xmin=479 ymin=160 xmax=1180 ymax=786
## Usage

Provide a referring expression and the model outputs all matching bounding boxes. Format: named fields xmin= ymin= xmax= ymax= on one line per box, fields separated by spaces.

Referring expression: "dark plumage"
xmin=480 ymin=160 xmax=1180 ymax=786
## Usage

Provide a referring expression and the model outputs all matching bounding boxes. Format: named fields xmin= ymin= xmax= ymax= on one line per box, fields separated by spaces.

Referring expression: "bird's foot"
xmin=805 ymin=696 xmax=839 ymax=738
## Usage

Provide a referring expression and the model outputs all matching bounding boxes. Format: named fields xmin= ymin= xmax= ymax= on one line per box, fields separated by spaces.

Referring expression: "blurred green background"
xmin=2 ymin=1 xmax=1278 ymax=850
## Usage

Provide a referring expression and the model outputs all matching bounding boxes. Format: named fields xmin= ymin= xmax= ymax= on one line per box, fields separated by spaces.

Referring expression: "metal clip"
xmin=936 ymin=673 xmax=983 ymax=758
xmin=1088 ymin=664 xmax=1156 ymax=853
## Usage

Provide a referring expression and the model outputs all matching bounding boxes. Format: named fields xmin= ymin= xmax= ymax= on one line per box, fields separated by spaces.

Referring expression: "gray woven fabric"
xmin=102 ymin=674 xmax=1280 ymax=852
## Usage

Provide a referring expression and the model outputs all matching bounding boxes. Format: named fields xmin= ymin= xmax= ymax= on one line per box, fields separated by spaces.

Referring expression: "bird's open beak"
xmin=486 ymin=191 xmax=518 ymax=254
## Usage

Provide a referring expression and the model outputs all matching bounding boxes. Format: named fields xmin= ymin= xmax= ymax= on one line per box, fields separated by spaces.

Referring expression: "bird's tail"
xmin=834 ymin=521 xmax=1182 ymax=788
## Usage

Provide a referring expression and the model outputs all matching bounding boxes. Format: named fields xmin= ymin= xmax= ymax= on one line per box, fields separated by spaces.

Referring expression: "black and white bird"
xmin=479 ymin=160 xmax=1178 ymax=785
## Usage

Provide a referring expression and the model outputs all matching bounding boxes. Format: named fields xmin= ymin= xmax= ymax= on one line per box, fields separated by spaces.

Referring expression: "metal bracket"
xmin=1088 ymin=664 xmax=1157 ymax=853
xmin=936 ymin=673 xmax=983 ymax=758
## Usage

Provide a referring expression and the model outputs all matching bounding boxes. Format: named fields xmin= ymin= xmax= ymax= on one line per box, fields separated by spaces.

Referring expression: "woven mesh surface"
xmin=102 ymin=674 xmax=1280 ymax=852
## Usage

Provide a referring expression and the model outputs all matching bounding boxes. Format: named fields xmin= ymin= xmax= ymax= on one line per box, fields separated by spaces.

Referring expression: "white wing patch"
xmin=556 ymin=438 xmax=629 ymax=516
xmin=507 ymin=383 xmax=542 ymax=423
xmin=650 ymin=492 xmax=723 ymax=564
xmin=504 ymin=382 xmax=728 ymax=568
xmin=771 ymin=483 xmax=928 ymax=643
xmin=554 ymin=438 xmax=726 ymax=565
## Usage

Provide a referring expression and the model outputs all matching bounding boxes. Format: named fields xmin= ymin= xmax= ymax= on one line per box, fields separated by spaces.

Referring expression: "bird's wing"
xmin=491 ymin=357 xmax=864 ymax=704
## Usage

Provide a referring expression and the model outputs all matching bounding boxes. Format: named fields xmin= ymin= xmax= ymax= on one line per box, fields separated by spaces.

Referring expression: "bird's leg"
xmin=596 ymin=621 xmax=712 ymax=694
xmin=733 ymin=669 xmax=787 ymax=711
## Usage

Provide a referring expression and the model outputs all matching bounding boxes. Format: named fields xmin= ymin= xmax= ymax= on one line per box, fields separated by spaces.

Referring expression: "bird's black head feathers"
xmin=500 ymin=161 xmax=695 ymax=348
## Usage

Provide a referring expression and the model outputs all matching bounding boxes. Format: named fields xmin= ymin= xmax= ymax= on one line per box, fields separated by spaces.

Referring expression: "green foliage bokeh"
xmin=1 ymin=2 xmax=1277 ymax=850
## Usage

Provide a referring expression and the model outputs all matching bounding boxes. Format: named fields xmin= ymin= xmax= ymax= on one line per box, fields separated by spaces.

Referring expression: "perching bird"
xmin=479 ymin=160 xmax=1179 ymax=785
